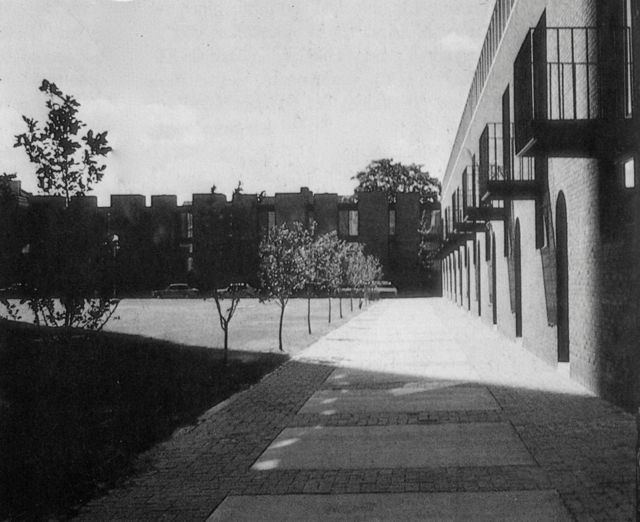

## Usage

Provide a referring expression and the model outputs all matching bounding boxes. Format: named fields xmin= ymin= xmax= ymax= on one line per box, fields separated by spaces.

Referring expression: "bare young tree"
xmin=211 ymin=285 xmax=242 ymax=365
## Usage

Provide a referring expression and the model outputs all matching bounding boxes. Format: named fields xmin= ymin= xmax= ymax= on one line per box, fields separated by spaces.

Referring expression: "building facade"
xmin=0 ymin=183 xmax=440 ymax=295
xmin=439 ymin=0 xmax=640 ymax=408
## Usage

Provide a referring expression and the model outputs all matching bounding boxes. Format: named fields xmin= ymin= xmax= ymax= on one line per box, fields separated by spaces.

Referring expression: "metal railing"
xmin=517 ymin=26 xmax=632 ymax=121
xmin=444 ymin=0 xmax=517 ymax=187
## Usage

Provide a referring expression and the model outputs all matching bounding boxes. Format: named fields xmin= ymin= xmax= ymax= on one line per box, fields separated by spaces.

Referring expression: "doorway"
xmin=476 ymin=240 xmax=481 ymax=316
xmin=556 ymin=192 xmax=570 ymax=362
xmin=491 ymin=232 xmax=498 ymax=325
xmin=514 ymin=220 xmax=523 ymax=338
xmin=466 ymin=245 xmax=471 ymax=311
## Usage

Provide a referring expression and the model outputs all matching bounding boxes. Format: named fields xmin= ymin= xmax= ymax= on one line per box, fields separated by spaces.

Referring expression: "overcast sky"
xmin=0 ymin=0 xmax=493 ymax=205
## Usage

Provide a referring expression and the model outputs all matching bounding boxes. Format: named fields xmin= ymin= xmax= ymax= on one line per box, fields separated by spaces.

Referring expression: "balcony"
xmin=460 ymin=163 xmax=505 ymax=225
xmin=479 ymin=123 xmax=538 ymax=203
xmin=514 ymin=20 xmax=633 ymax=157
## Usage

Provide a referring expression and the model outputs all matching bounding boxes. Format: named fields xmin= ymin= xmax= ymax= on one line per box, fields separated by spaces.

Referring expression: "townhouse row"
xmin=0 ymin=182 xmax=440 ymax=295
xmin=439 ymin=0 xmax=640 ymax=408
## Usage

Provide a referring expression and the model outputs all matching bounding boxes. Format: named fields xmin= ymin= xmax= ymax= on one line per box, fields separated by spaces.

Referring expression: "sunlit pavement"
xmin=76 ymin=299 xmax=635 ymax=521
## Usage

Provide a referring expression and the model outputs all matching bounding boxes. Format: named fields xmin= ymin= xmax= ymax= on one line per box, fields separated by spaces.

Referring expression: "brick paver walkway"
xmin=75 ymin=299 xmax=636 ymax=521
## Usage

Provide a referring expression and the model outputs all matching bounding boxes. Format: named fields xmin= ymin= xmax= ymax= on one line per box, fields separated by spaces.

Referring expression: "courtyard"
xmin=73 ymin=298 xmax=635 ymax=521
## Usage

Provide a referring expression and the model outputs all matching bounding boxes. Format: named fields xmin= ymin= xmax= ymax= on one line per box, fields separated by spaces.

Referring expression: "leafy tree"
xmin=341 ymin=242 xmax=366 ymax=312
xmin=259 ymin=222 xmax=311 ymax=351
xmin=15 ymin=79 xmax=112 ymax=205
xmin=352 ymin=158 xmax=440 ymax=204
xmin=300 ymin=223 xmax=316 ymax=335
xmin=312 ymin=232 xmax=343 ymax=324
xmin=7 ymin=80 xmax=117 ymax=335
xmin=360 ymin=253 xmax=383 ymax=305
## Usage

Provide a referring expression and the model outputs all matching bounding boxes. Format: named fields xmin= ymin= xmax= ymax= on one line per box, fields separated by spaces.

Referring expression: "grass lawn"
xmin=0 ymin=297 xmax=362 ymax=520
xmin=106 ymin=296 xmax=361 ymax=355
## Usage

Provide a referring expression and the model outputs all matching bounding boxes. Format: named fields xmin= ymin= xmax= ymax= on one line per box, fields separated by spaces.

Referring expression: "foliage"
xmin=352 ymin=158 xmax=441 ymax=204
xmin=28 ymin=297 xmax=119 ymax=330
xmin=14 ymin=79 xmax=112 ymax=205
xmin=308 ymin=231 xmax=344 ymax=323
xmin=7 ymin=80 xmax=117 ymax=334
xmin=311 ymin=232 xmax=343 ymax=297
xmin=341 ymin=242 xmax=366 ymax=291
xmin=258 ymin=222 xmax=312 ymax=351
xmin=362 ymin=254 xmax=383 ymax=297
xmin=418 ymin=209 xmax=442 ymax=274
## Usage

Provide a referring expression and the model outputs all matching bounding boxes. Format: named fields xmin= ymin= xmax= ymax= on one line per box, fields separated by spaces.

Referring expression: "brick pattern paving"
xmin=75 ymin=303 xmax=637 ymax=522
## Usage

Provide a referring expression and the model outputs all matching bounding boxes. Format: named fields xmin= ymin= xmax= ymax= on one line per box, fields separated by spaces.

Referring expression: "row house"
xmin=439 ymin=0 xmax=639 ymax=409
xmin=0 ymin=183 xmax=440 ymax=295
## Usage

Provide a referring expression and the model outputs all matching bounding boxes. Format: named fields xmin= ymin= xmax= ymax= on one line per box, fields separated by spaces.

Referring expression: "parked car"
xmin=371 ymin=280 xmax=398 ymax=298
xmin=216 ymin=282 xmax=257 ymax=297
xmin=152 ymin=283 xmax=199 ymax=299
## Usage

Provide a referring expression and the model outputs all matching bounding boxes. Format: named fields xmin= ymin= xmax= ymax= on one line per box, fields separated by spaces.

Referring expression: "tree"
xmin=210 ymin=285 xmax=242 ymax=365
xmin=15 ymin=79 xmax=112 ymax=206
xmin=341 ymin=242 xmax=366 ymax=312
xmin=352 ymin=158 xmax=440 ymax=204
xmin=8 ymin=80 xmax=117 ymax=335
xmin=311 ymin=232 xmax=343 ymax=324
xmin=259 ymin=222 xmax=311 ymax=351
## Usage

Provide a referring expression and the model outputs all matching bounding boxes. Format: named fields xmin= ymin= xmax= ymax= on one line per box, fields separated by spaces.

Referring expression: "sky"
xmin=0 ymin=0 xmax=494 ymax=205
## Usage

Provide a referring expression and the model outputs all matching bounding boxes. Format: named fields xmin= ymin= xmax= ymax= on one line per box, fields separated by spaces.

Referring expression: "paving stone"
xmin=74 ymin=300 xmax=637 ymax=521
xmin=298 ymin=385 xmax=499 ymax=414
xmin=251 ymin=423 xmax=534 ymax=470
xmin=207 ymin=491 xmax=572 ymax=521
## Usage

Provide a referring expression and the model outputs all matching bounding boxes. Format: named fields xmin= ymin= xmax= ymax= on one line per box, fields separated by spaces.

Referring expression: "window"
xmin=625 ymin=0 xmax=634 ymax=117
xmin=181 ymin=212 xmax=193 ymax=239
xmin=389 ymin=209 xmax=396 ymax=236
xmin=348 ymin=210 xmax=359 ymax=237
xmin=624 ymin=157 xmax=635 ymax=188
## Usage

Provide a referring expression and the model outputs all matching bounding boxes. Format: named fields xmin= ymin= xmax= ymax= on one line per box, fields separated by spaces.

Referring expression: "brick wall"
xmin=358 ymin=192 xmax=390 ymax=271
xmin=4 ymin=187 xmax=434 ymax=295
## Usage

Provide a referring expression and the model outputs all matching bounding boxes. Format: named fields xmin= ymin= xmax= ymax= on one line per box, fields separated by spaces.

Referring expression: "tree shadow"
xmin=0 ymin=319 xmax=287 ymax=520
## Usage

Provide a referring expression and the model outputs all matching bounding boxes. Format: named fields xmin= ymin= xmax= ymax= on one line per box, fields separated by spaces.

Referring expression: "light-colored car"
xmin=372 ymin=280 xmax=398 ymax=298
xmin=216 ymin=282 xmax=257 ymax=297
xmin=152 ymin=283 xmax=199 ymax=299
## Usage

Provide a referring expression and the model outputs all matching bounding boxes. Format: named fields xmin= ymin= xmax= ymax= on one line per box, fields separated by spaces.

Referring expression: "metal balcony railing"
xmin=480 ymin=123 xmax=535 ymax=185
xmin=515 ymin=24 xmax=633 ymax=152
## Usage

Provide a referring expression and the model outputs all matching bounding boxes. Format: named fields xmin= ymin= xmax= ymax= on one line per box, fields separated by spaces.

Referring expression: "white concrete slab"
xmin=251 ymin=423 xmax=534 ymax=470
xmin=299 ymin=386 xmax=499 ymax=414
xmin=208 ymin=491 xmax=572 ymax=521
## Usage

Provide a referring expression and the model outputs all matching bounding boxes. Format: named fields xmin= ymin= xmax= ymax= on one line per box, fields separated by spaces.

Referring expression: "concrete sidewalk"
xmin=76 ymin=299 xmax=635 ymax=521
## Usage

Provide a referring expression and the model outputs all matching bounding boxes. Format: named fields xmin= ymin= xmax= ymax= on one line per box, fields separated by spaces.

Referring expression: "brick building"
xmin=0 ymin=183 xmax=440 ymax=296
xmin=439 ymin=0 xmax=640 ymax=408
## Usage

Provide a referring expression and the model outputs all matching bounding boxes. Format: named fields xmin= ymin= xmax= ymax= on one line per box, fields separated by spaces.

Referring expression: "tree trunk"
xmin=278 ymin=302 xmax=286 ymax=351
xmin=339 ymin=296 xmax=343 ymax=319
xmin=223 ymin=327 xmax=228 ymax=365
xmin=350 ymin=294 xmax=353 ymax=312
xmin=307 ymin=295 xmax=312 ymax=334
xmin=328 ymin=297 xmax=331 ymax=324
